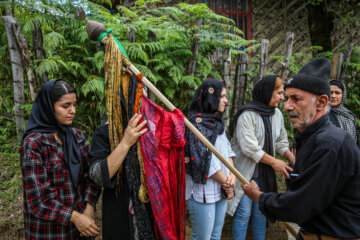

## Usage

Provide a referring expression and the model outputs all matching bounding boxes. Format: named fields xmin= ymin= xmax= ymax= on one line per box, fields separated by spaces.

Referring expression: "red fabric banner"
xmin=140 ymin=96 xmax=186 ymax=240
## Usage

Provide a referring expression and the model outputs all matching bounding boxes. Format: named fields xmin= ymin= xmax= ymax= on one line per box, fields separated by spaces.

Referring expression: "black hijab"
xmin=329 ymin=80 xmax=358 ymax=144
xmin=185 ymin=78 xmax=225 ymax=184
xmin=23 ymin=79 xmax=81 ymax=187
xmin=229 ymin=75 xmax=279 ymax=193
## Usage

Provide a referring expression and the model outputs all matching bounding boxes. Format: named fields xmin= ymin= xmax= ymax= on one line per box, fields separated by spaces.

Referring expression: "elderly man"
xmin=242 ymin=57 xmax=360 ymax=240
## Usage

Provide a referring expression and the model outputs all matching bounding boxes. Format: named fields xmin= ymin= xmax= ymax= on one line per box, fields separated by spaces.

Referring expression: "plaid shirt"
xmin=20 ymin=129 xmax=100 ymax=240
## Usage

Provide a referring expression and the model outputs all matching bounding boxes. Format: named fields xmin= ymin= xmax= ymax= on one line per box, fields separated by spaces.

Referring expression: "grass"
xmin=0 ymin=150 xmax=25 ymax=239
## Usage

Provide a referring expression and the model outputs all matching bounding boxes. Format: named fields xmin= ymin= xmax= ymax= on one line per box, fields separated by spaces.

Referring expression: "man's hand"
xmin=271 ymin=159 xmax=293 ymax=178
xmin=122 ymin=113 xmax=147 ymax=148
xmin=242 ymin=180 xmax=262 ymax=203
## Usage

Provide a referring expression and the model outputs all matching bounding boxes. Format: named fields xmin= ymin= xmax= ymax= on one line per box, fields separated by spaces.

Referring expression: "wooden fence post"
xmin=222 ymin=48 xmax=231 ymax=132
xmin=231 ymin=53 xmax=248 ymax=120
xmin=330 ymin=53 xmax=343 ymax=80
xmin=32 ymin=24 xmax=48 ymax=85
xmin=14 ymin=22 xmax=37 ymax=101
xmin=340 ymin=43 xmax=354 ymax=82
xmin=281 ymin=32 xmax=294 ymax=81
xmin=258 ymin=39 xmax=269 ymax=84
xmin=2 ymin=16 xmax=25 ymax=139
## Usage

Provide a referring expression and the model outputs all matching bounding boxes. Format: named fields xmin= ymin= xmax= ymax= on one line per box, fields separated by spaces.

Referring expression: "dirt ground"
xmin=185 ymin=213 xmax=289 ymax=240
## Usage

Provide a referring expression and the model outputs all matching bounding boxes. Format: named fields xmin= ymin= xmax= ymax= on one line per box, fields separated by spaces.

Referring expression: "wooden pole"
xmin=330 ymin=53 xmax=343 ymax=80
xmin=102 ymin=34 xmax=297 ymax=238
xmin=2 ymin=16 xmax=25 ymax=139
xmin=232 ymin=53 xmax=248 ymax=119
xmin=339 ymin=43 xmax=354 ymax=82
xmin=258 ymin=39 xmax=269 ymax=84
xmin=222 ymin=48 xmax=231 ymax=133
xmin=281 ymin=32 xmax=294 ymax=81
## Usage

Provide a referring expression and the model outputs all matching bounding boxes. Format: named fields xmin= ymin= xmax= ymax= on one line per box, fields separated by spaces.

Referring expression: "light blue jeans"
xmin=232 ymin=178 xmax=267 ymax=240
xmin=187 ymin=197 xmax=228 ymax=240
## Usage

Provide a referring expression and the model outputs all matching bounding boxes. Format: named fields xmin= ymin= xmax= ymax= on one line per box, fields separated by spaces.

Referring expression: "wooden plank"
xmin=1 ymin=16 xmax=25 ymax=139
xmin=231 ymin=53 xmax=248 ymax=119
xmin=340 ymin=43 xmax=354 ymax=82
xmin=267 ymin=15 xmax=307 ymax=55
xmin=258 ymin=39 xmax=269 ymax=83
xmin=222 ymin=48 xmax=231 ymax=131
xmin=254 ymin=0 xmax=299 ymax=36
xmin=253 ymin=0 xmax=272 ymax=14
xmin=265 ymin=2 xmax=308 ymax=42
xmin=253 ymin=0 xmax=282 ymax=36
xmin=333 ymin=25 xmax=360 ymax=52
xmin=280 ymin=32 xmax=294 ymax=81
xmin=330 ymin=53 xmax=343 ymax=80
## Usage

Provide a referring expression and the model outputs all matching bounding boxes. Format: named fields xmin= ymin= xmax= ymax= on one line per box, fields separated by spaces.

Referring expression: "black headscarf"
xmin=185 ymin=78 xmax=225 ymax=184
xmin=23 ymin=79 xmax=82 ymax=187
xmin=229 ymin=75 xmax=279 ymax=193
xmin=329 ymin=80 xmax=358 ymax=144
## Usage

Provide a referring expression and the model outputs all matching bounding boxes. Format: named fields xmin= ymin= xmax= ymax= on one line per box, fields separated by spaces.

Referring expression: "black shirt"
xmin=259 ymin=115 xmax=360 ymax=238
xmin=89 ymin=125 xmax=132 ymax=240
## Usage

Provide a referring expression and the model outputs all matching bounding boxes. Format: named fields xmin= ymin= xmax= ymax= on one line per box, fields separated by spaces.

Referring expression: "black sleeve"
xmin=259 ymin=146 xmax=350 ymax=224
xmin=89 ymin=125 xmax=116 ymax=188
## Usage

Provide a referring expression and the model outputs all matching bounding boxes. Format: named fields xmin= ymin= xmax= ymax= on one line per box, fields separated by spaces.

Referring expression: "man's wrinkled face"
xmin=284 ymin=88 xmax=318 ymax=132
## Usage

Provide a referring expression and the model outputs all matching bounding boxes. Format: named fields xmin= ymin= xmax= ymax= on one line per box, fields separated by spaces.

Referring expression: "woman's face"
xmin=269 ymin=84 xmax=284 ymax=107
xmin=330 ymin=85 xmax=343 ymax=107
xmin=54 ymin=93 xmax=77 ymax=125
xmin=217 ymin=88 xmax=228 ymax=113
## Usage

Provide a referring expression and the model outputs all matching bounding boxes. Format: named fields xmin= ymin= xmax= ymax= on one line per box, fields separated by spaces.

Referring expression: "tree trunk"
xmin=232 ymin=53 xmax=248 ymax=120
xmin=187 ymin=37 xmax=200 ymax=76
xmin=307 ymin=3 xmax=334 ymax=53
xmin=258 ymin=39 xmax=269 ymax=84
xmin=13 ymin=20 xmax=37 ymax=101
xmin=2 ymin=16 xmax=25 ymax=139
xmin=32 ymin=24 xmax=48 ymax=85
xmin=280 ymin=32 xmax=294 ymax=81
xmin=222 ymin=48 xmax=231 ymax=133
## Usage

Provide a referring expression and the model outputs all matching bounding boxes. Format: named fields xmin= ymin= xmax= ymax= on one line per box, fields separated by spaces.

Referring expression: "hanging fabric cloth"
xmin=140 ymin=96 xmax=186 ymax=240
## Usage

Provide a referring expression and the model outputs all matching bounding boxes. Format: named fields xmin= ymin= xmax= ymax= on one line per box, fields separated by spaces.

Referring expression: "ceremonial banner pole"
xmin=117 ymin=37 xmax=297 ymax=238
xmin=78 ymin=12 xmax=296 ymax=236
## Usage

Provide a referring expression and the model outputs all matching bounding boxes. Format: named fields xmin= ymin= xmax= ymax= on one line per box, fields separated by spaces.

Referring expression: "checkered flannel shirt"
xmin=20 ymin=130 xmax=100 ymax=240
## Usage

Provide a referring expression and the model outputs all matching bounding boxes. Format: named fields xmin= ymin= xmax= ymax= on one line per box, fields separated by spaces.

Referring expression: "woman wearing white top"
xmin=227 ymin=75 xmax=295 ymax=240
xmin=185 ymin=78 xmax=236 ymax=240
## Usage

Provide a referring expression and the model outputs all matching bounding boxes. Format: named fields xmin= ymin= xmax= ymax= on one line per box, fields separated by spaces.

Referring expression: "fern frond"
xmin=23 ymin=14 xmax=57 ymax=33
xmin=133 ymin=63 xmax=158 ymax=83
xmin=44 ymin=31 xmax=66 ymax=50
xmin=126 ymin=45 xmax=149 ymax=65
xmin=36 ymin=58 xmax=60 ymax=76
xmin=93 ymin=51 xmax=105 ymax=74
xmin=81 ymin=75 xmax=105 ymax=99
xmin=67 ymin=61 xmax=89 ymax=79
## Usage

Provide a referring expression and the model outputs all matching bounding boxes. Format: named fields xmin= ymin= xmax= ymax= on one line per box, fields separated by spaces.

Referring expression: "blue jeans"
xmin=232 ymin=178 xmax=267 ymax=240
xmin=187 ymin=197 xmax=228 ymax=240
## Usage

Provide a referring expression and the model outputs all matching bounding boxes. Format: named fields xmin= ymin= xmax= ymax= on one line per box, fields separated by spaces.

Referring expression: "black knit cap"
xmin=284 ymin=57 xmax=331 ymax=97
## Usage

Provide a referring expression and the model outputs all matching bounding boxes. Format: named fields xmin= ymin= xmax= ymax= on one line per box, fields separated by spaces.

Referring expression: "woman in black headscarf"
xmin=185 ymin=78 xmax=236 ymax=240
xmin=329 ymin=80 xmax=358 ymax=146
xmin=226 ymin=75 xmax=294 ymax=240
xmin=19 ymin=79 xmax=100 ymax=240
